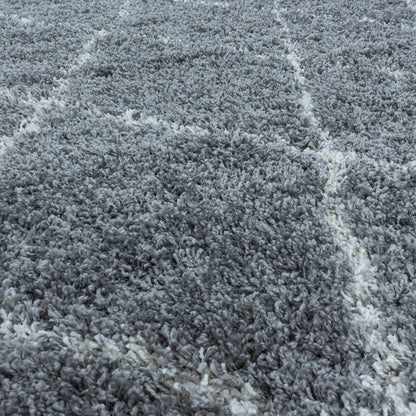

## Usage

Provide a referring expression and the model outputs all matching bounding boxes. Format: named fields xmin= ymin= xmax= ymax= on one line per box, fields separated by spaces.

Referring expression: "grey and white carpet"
xmin=1 ymin=0 xmax=415 ymax=415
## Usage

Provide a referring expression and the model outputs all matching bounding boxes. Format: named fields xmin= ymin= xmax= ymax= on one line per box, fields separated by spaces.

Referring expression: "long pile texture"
xmin=0 ymin=0 xmax=415 ymax=415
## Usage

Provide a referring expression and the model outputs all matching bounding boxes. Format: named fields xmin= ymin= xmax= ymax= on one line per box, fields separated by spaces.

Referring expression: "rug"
xmin=1 ymin=0 xmax=415 ymax=414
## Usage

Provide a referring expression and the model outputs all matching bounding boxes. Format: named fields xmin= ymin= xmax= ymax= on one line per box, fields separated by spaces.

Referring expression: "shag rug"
xmin=1 ymin=0 xmax=416 ymax=414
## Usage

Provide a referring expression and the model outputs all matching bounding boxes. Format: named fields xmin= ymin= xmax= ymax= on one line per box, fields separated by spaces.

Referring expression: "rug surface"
xmin=1 ymin=0 xmax=415 ymax=415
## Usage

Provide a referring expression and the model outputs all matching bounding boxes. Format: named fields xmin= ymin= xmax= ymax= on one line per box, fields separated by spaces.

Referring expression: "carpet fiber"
xmin=1 ymin=0 xmax=415 ymax=415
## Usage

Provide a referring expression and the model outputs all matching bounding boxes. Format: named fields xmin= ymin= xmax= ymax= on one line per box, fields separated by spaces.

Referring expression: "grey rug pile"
xmin=1 ymin=0 xmax=415 ymax=414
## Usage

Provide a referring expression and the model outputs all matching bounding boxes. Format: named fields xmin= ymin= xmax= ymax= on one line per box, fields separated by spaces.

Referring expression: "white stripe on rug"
xmin=0 ymin=28 xmax=108 ymax=160
xmin=0 ymin=307 xmax=262 ymax=415
xmin=273 ymin=4 xmax=416 ymax=415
